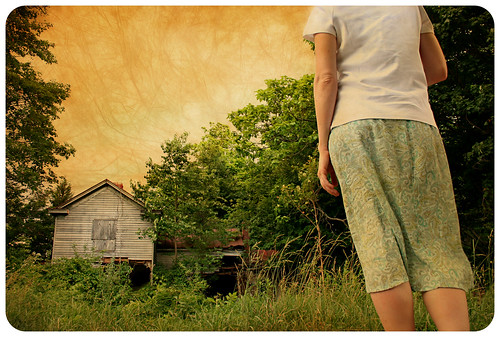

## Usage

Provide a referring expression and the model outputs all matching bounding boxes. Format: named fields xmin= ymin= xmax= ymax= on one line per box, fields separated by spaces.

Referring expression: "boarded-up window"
xmin=92 ymin=219 xmax=117 ymax=253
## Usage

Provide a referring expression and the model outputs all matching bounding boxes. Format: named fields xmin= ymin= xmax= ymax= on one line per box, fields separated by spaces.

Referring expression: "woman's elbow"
xmin=436 ymin=63 xmax=448 ymax=83
xmin=427 ymin=64 xmax=448 ymax=86
xmin=314 ymin=72 xmax=338 ymax=89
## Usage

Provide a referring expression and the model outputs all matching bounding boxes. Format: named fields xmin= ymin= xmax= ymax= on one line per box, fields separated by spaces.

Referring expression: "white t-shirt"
xmin=303 ymin=6 xmax=437 ymax=128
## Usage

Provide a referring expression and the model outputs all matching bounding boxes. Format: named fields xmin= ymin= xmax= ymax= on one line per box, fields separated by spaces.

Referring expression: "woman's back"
xmin=304 ymin=6 xmax=436 ymax=128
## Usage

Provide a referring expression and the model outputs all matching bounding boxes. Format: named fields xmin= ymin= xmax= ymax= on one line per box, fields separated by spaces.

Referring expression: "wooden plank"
xmin=92 ymin=219 xmax=117 ymax=240
xmin=52 ymin=185 xmax=154 ymax=261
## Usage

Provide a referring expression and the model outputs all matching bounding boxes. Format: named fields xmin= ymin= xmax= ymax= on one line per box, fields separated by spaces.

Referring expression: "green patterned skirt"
xmin=329 ymin=119 xmax=474 ymax=293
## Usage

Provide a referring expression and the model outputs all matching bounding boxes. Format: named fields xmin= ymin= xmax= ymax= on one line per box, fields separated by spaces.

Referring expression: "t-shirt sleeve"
xmin=303 ymin=6 xmax=336 ymax=42
xmin=418 ymin=6 xmax=434 ymax=34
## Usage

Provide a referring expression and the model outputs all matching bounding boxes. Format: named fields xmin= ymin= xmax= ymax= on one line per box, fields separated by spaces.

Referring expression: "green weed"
xmin=5 ymin=245 xmax=494 ymax=331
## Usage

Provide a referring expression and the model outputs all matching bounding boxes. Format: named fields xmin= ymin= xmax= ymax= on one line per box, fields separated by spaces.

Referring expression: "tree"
xmin=195 ymin=123 xmax=244 ymax=221
xmin=425 ymin=6 xmax=494 ymax=266
xmin=5 ymin=6 xmax=75 ymax=260
xmin=132 ymin=133 xmax=228 ymax=260
xmin=49 ymin=177 xmax=74 ymax=207
xmin=227 ymin=75 xmax=347 ymax=250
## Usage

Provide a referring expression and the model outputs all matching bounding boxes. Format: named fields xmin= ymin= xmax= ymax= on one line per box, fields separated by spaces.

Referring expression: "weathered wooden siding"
xmin=52 ymin=185 xmax=153 ymax=261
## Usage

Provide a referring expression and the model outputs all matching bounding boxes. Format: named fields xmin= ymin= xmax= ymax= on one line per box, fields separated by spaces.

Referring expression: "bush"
xmin=5 ymin=245 xmax=494 ymax=331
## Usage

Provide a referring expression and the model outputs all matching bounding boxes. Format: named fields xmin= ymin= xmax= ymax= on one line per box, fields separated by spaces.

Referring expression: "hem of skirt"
xmin=365 ymin=277 xmax=409 ymax=294
xmin=365 ymin=279 xmax=474 ymax=294
xmin=410 ymin=281 xmax=475 ymax=293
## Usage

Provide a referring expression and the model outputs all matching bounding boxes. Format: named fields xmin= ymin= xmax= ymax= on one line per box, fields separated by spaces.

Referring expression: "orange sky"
xmin=33 ymin=6 xmax=316 ymax=193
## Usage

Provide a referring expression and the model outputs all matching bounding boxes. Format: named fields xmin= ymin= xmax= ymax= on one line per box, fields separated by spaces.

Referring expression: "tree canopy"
xmin=131 ymin=132 xmax=231 ymax=258
xmin=425 ymin=6 xmax=494 ymax=261
xmin=6 ymin=6 xmax=75 ymax=262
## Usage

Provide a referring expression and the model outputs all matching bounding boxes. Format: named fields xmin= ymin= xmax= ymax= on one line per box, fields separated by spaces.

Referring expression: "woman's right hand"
xmin=318 ymin=150 xmax=340 ymax=197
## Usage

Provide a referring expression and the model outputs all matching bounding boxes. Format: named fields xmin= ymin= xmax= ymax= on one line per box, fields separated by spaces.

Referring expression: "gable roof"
xmin=49 ymin=179 xmax=144 ymax=214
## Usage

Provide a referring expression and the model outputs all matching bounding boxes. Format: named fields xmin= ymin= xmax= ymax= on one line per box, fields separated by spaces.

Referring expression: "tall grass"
xmin=5 ymin=237 xmax=495 ymax=332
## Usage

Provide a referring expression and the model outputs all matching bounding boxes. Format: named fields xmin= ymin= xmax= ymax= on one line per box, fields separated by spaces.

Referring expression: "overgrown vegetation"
xmin=6 ymin=244 xmax=494 ymax=331
xmin=5 ymin=5 xmax=494 ymax=332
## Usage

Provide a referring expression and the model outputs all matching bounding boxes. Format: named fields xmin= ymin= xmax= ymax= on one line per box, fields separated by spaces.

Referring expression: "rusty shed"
xmin=49 ymin=179 xmax=154 ymax=277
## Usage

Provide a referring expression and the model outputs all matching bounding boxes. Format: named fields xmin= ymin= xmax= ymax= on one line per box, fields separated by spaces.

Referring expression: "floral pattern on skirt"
xmin=329 ymin=119 xmax=474 ymax=293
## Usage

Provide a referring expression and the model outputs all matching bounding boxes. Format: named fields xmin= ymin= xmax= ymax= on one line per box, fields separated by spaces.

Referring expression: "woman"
xmin=303 ymin=6 xmax=473 ymax=331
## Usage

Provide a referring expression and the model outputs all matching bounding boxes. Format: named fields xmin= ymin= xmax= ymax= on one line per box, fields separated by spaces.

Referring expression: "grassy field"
xmin=5 ymin=251 xmax=495 ymax=332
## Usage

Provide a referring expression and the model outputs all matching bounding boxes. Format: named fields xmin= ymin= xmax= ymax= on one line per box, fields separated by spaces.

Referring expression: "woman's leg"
xmin=370 ymin=282 xmax=415 ymax=331
xmin=422 ymin=287 xmax=470 ymax=331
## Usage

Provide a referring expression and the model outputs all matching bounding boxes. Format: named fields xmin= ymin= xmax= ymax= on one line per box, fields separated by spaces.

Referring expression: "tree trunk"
xmin=174 ymin=236 xmax=178 ymax=260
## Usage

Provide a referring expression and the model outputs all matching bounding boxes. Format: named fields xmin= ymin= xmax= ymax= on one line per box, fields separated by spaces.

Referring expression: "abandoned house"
xmin=49 ymin=179 xmax=154 ymax=283
xmin=49 ymin=179 xmax=273 ymax=292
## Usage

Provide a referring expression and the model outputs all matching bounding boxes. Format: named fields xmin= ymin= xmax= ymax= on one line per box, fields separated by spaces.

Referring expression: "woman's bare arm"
xmin=313 ymin=33 xmax=339 ymax=196
xmin=420 ymin=32 xmax=448 ymax=86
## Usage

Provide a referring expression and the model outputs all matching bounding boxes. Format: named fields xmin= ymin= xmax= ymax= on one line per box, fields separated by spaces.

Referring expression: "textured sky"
xmin=34 ymin=6 xmax=315 ymax=193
